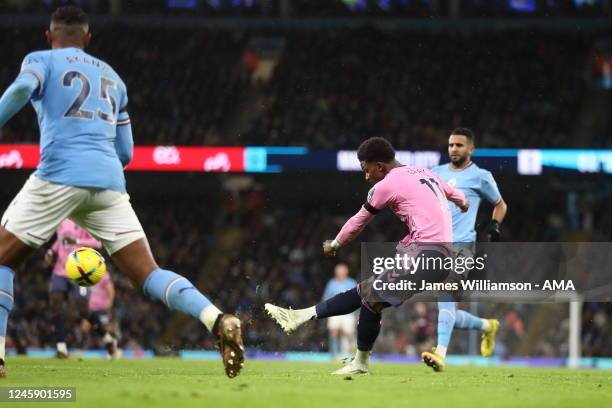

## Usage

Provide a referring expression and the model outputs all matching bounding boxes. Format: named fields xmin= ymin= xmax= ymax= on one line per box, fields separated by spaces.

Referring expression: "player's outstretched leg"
xmin=422 ymin=301 xmax=456 ymax=372
xmin=332 ymin=302 xmax=388 ymax=375
xmin=112 ymin=239 xmax=244 ymax=378
xmin=454 ymin=309 xmax=499 ymax=357
xmin=264 ymin=287 xmax=361 ymax=334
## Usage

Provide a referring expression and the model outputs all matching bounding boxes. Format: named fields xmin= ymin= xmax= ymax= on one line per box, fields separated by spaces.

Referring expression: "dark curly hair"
xmin=51 ymin=6 xmax=89 ymax=27
xmin=451 ymin=127 xmax=475 ymax=143
xmin=357 ymin=137 xmax=396 ymax=163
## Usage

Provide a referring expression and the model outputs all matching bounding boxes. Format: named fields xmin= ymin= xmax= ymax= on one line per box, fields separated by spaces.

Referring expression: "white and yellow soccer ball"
xmin=65 ymin=247 xmax=107 ymax=287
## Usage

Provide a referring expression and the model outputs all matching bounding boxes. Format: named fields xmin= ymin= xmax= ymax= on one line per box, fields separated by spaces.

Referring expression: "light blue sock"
xmin=143 ymin=268 xmax=219 ymax=332
xmin=454 ymin=309 xmax=484 ymax=330
xmin=0 ymin=266 xmax=15 ymax=338
xmin=436 ymin=301 xmax=457 ymax=349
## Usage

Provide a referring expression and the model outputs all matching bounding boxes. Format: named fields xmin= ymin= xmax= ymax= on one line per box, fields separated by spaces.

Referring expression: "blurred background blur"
xmin=0 ymin=0 xmax=611 ymax=363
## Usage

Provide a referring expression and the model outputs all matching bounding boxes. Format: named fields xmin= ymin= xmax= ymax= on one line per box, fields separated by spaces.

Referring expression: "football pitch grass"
xmin=2 ymin=357 xmax=611 ymax=408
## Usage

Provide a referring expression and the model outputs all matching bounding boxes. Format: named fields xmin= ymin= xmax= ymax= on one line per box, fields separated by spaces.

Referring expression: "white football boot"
xmin=264 ymin=303 xmax=315 ymax=334
xmin=331 ymin=352 xmax=369 ymax=375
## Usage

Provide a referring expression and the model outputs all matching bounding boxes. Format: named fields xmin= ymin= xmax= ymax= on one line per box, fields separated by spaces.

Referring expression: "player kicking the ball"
xmin=421 ymin=128 xmax=508 ymax=372
xmin=0 ymin=6 xmax=243 ymax=378
xmin=265 ymin=137 xmax=469 ymax=375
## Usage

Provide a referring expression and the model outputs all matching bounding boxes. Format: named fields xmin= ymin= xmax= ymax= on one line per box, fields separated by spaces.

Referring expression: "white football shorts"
xmin=327 ymin=314 xmax=357 ymax=334
xmin=1 ymin=175 xmax=145 ymax=255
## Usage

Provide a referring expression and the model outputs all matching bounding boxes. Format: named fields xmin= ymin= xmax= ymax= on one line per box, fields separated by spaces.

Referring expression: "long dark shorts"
xmin=361 ymin=249 xmax=450 ymax=307
xmin=49 ymin=274 xmax=90 ymax=300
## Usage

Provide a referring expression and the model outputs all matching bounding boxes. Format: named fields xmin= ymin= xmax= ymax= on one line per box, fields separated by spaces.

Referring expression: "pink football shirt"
xmin=334 ymin=166 xmax=466 ymax=246
xmin=89 ymin=272 xmax=113 ymax=312
xmin=51 ymin=219 xmax=101 ymax=277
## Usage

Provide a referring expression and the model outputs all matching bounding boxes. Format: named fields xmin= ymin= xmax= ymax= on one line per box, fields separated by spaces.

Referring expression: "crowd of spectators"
xmin=246 ymin=29 xmax=594 ymax=149
xmin=0 ymin=26 xmax=608 ymax=149
xmin=0 ymin=27 xmax=249 ymax=146
xmin=2 ymin=0 xmax=608 ymax=18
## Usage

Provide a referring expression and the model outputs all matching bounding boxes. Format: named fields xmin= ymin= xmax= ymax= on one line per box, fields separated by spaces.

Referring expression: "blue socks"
xmin=143 ymin=268 xmax=220 ymax=332
xmin=0 ymin=266 xmax=14 ymax=337
xmin=454 ymin=309 xmax=484 ymax=330
xmin=436 ymin=301 xmax=457 ymax=349
xmin=315 ymin=287 xmax=361 ymax=319
xmin=437 ymin=302 xmax=486 ymax=354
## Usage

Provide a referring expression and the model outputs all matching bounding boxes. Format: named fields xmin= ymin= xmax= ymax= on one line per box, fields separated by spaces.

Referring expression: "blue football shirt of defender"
xmin=20 ymin=47 xmax=130 ymax=192
xmin=323 ymin=277 xmax=358 ymax=301
xmin=431 ymin=162 xmax=501 ymax=243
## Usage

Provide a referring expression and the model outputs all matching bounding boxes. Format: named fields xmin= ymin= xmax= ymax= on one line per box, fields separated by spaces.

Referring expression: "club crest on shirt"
xmin=367 ymin=188 xmax=375 ymax=203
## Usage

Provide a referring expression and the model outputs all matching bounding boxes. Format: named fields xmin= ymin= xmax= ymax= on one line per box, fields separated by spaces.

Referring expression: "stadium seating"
xmin=245 ymin=29 xmax=593 ymax=148
xmin=0 ymin=27 xmax=604 ymax=148
xmin=0 ymin=27 xmax=249 ymax=146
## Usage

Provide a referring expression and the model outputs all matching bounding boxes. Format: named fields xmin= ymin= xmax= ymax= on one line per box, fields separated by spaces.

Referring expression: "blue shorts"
xmin=49 ymin=275 xmax=90 ymax=300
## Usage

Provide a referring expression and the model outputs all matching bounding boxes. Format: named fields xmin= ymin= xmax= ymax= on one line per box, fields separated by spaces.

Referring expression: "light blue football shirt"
xmin=322 ymin=277 xmax=358 ymax=301
xmin=19 ymin=47 xmax=130 ymax=192
xmin=431 ymin=162 xmax=501 ymax=243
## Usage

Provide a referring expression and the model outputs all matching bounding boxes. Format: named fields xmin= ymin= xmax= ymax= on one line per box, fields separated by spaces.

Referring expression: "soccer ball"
xmin=65 ymin=247 xmax=106 ymax=287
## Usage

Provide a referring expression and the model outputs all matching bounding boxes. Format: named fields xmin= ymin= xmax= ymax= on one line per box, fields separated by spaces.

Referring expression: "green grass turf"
xmin=1 ymin=357 xmax=611 ymax=408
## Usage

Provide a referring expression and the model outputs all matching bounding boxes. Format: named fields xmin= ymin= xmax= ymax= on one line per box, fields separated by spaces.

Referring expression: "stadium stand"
xmin=1 ymin=27 xmax=608 ymax=148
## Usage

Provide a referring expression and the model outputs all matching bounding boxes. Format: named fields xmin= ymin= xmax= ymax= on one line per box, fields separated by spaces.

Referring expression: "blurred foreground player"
xmin=0 ymin=6 xmax=243 ymax=378
xmin=46 ymin=219 xmax=118 ymax=358
xmin=322 ymin=263 xmax=357 ymax=359
xmin=266 ymin=137 xmax=468 ymax=375
xmin=422 ymin=128 xmax=507 ymax=372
